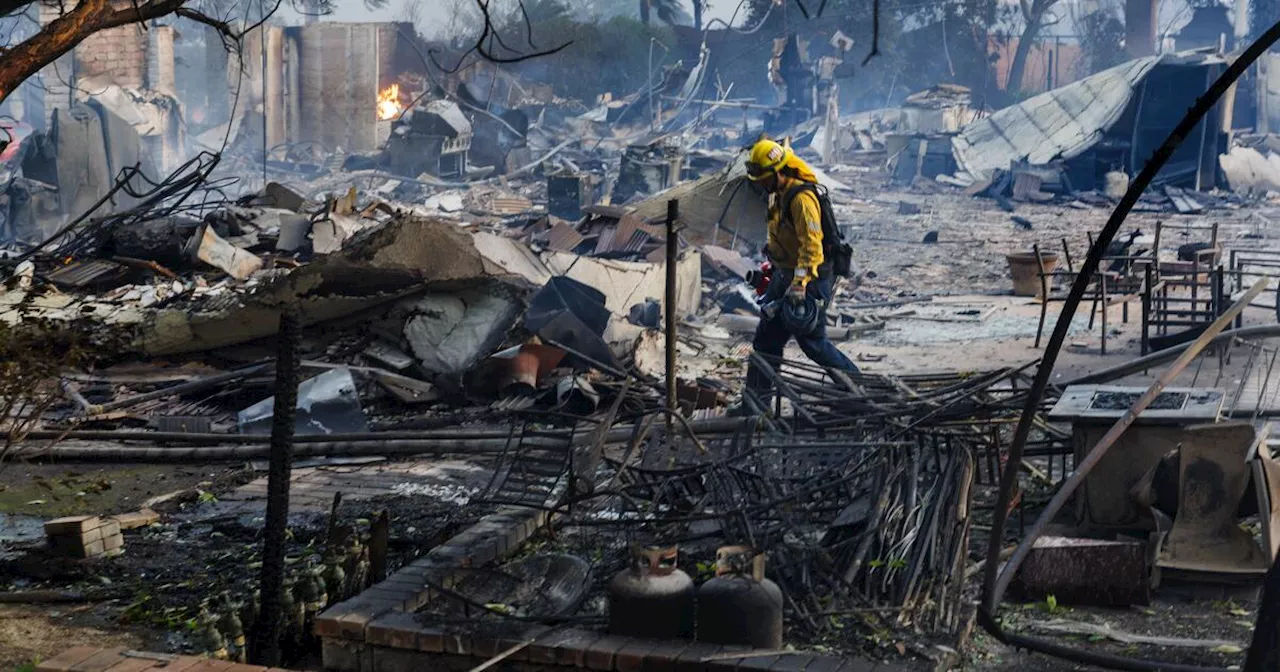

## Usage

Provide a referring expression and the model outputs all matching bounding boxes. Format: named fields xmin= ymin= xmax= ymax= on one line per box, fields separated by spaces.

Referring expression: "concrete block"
xmin=369 ymin=646 xmax=421 ymax=672
xmin=44 ymin=516 xmax=101 ymax=536
xmin=672 ymin=644 xmax=726 ymax=672
xmin=583 ymin=635 xmax=631 ymax=671
xmin=1014 ymin=535 xmax=1150 ymax=607
xmin=110 ymin=508 xmax=159 ymax=530
xmin=613 ymin=639 xmax=656 ymax=672
xmin=442 ymin=631 xmax=471 ymax=656
xmin=321 ymin=638 xmax=366 ymax=672
xmin=102 ymin=533 xmax=124 ymax=553
xmin=365 ymin=612 xmax=421 ymax=650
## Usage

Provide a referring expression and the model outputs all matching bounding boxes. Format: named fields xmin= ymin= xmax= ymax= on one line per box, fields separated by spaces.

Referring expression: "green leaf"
xmin=1211 ymin=644 xmax=1243 ymax=654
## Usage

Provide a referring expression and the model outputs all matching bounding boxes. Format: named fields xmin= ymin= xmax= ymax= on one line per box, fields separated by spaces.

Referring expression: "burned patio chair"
xmin=1032 ymin=236 xmax=1151 ymax=355
xmin=1140 ymin=222 xmax=1226 ymax=354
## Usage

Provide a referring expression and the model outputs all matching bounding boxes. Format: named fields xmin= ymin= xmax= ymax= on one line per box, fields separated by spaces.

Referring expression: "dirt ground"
xmin=0 ymin=462 xmax=254 ymax=519
xmin=0 ymin=604 xmax=152 ymax=670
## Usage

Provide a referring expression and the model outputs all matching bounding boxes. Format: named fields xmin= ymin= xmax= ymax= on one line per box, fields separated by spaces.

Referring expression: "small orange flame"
xmin=377 ymin=84 xmax=404 ymax=121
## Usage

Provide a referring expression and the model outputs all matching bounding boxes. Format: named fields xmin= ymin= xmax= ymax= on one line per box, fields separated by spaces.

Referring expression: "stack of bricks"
xmin=44 ymin=515 xmax=124 ymax=559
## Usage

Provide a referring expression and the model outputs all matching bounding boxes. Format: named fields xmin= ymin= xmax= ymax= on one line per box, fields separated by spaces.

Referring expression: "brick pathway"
xmin=35 ymin=647 xmax=297 ymax=671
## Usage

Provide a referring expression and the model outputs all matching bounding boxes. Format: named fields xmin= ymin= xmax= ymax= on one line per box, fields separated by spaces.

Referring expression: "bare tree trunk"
xmin=1007 ymin=0 xmax=1056 ymax=95
xmin=640 ymin=0 xmax=650 ymax=24
xmin=693 ymin=0 xmax=702 ymax=30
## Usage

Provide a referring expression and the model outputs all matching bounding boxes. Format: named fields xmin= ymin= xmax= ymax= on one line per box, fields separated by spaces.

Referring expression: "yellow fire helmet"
xmin=746 ymin=137 xmax=791 ymax=181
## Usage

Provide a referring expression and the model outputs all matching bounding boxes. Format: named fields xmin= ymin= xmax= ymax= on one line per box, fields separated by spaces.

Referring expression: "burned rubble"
xmin=13 ymin=3 xmax=1280 ymax=672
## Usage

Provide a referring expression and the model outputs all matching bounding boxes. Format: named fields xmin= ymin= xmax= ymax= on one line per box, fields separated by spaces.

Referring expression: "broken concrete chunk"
xmin=311 ymin=213 xmax=365 ymax=254
xmin=192 ymin=224 xmax=264 ymax=280
xmin=424 ymin=191 xmax=465 ymax=212
xmin=109 ymin=508 xmax=160 ymax=530
xmin=401 ymin=289 xmax=522 ymax=377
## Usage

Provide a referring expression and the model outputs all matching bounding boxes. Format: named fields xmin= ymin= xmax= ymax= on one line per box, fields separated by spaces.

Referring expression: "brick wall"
xmin=76 ymin=19 xmax=148 ymax=89
xmin=147 ymin=25 xmax=176 ymax=94
xmin=32 ymin=0 xmax=166 ymax=128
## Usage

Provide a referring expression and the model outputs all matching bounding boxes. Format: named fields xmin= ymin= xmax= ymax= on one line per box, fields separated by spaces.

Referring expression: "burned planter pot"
xmin=696 ymin=546 xmax=783 ymax=649
xmin=607 ymin=545 xmax=695 ymax=640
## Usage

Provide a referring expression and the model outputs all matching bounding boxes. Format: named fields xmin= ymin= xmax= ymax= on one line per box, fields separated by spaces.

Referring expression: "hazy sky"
xmin=274 ymin=0 xmax=1224 ymax=43
xmin=276 ymin=0 xmax=744 ymax=32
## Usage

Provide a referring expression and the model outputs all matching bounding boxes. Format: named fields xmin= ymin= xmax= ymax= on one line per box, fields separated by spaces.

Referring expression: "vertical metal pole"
xmin=251 ymin=305 xmax=300 ymax=667
xmin=1142 ymin=264 xmax=1152 ymax=356
xmin=648 ymin=39 xmax=656 ymax=134
xmin=665 ymin=199 xmax=679 ymax=444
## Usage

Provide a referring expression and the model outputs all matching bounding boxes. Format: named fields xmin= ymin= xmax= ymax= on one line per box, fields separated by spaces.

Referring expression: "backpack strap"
xmin=780 ymin=182 xmax=839 ymax=249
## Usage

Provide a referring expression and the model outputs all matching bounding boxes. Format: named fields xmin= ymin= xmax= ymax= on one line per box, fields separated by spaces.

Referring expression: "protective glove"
xmin=786 ymin=280 xmax=807 ymax=305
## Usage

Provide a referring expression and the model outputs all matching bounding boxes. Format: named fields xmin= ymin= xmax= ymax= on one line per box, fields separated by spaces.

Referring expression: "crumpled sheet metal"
xmin=952 ymin=56 xmax=1162 ymax=181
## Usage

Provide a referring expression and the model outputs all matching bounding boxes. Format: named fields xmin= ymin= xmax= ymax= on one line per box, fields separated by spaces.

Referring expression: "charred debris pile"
xmin=9 ymin=19 xmax=1280 ymax=672
xmin=0 ymin=132 xmax=1056 ymax=665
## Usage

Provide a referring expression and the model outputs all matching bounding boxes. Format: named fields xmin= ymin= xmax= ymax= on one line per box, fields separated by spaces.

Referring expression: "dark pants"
xmin=745 ymin=266 xmax=859 ymax=397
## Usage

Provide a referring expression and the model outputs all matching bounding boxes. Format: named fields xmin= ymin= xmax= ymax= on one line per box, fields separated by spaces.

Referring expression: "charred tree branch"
xmin=0 ymin=0 xmax=277 ymax=104
xmin=861 ymin=0 xmax=880 ymax=65
xmin=174 ymin=7 xmax=237 ymax=45
xmin=429 ymin=0 xmax=571 ymax=73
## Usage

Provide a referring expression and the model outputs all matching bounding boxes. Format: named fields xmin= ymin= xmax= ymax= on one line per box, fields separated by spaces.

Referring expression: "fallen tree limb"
xmin=1029 ymin=619 xmax=1244 ymax=650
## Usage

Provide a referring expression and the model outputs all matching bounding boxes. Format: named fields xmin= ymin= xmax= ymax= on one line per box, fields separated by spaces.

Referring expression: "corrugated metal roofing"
xmin=545 ymin=221 xmax=585 ymax=252
xmin=491 ymin=196 xmax=533 ymax=214
xmin=619 ymin=230 xmax=651 ymax=254
xmin=593 ymin=226 xmax=617 ymax=256
xmin=952 ymin=56 xmax=1163 ymax=180
xmin=46 ymin=259 xmax=126 ymax=288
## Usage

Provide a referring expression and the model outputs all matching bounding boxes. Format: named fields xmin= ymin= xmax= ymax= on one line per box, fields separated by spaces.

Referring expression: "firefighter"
xmin=732 ymin=137 xmax=859 ymax=416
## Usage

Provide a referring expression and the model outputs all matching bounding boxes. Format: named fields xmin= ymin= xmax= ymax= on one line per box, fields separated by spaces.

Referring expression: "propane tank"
xmin=608 ymin=545 xmax=695 ymax=640
xmin=696 ymin=546 xmax=783 ymax=648
xmin=197 ymin=605 xmax=229 ymax=660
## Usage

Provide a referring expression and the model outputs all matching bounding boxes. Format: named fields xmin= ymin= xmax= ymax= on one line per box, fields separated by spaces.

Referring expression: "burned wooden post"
xmin=368 ymin=509 xmax=389 ymax=584
xmin=665 ymin=199 xmax=679 ymax=443
xmin=251 ymin=305 xmax=301 ymax=667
